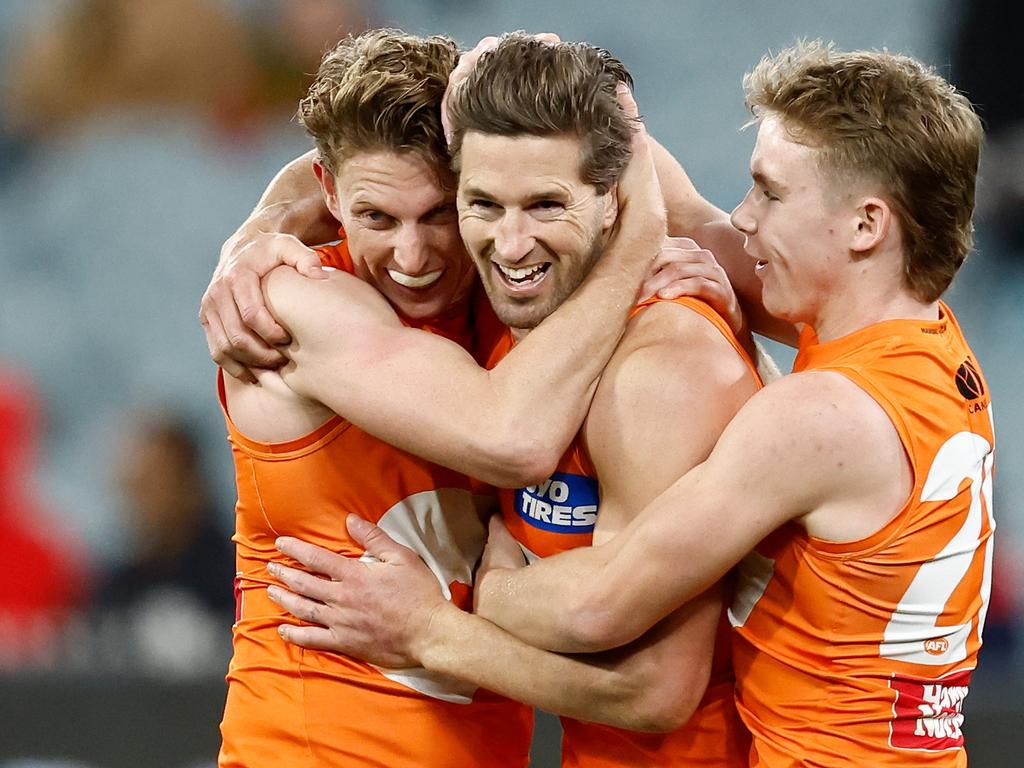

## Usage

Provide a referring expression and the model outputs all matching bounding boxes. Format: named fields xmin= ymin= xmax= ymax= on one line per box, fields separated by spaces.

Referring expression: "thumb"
xmin=346 ymin=514 xmax=406 ymax=563
xmin=283 ymin=243 xmax=328 ymax=280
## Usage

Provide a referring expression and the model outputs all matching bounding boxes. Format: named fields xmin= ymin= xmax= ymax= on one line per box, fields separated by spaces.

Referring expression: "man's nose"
xmin=392 ymin=225 xmax=431 ymax=273
xmin=493 ymin=209 xmax=536 ymax=264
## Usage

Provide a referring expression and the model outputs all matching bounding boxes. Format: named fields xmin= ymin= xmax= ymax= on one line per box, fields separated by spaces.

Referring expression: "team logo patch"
xmin=889 ymin=669 xmax=971 ymax=751
xmin=515 ymin=472 xmax=599 ymax=533
xmin=955 ymin=358 xmax=984 ymax=400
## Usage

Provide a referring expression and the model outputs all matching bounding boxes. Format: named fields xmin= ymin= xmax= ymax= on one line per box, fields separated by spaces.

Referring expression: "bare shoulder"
xmin=585 ymin=300 xmax=761 ymax=520
xmin=613 ymin=300 xmax=756 ymax=390
xmin=709 ymin=370 xmax=911 ymax=540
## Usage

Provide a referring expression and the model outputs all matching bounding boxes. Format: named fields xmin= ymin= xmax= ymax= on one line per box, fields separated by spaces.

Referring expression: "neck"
xmin=811 ymin=287 xmax=939 ymax=343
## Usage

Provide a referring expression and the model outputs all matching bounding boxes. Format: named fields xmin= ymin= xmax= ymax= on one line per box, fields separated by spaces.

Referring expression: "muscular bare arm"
xmin=649 ymin=138 xmax=797 ymax=345
xmin=414 ymin=301 xmax=759 ymax=724
xmin=475 ymin=371 xmax=911 ymax=651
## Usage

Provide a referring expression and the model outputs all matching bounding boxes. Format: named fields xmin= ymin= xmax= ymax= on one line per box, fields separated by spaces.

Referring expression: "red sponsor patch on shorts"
xmin=889 ymin=669 xmax=971 ymax=751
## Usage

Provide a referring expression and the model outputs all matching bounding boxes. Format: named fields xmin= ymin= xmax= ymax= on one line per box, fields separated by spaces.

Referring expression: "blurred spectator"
xmin=2 ymin=0 xmax=372 ymax=149
xmin=3 ymin=0 xmax=262 ymax=144
xmin=0 ymin=367 xmax=88 ymax=669
xmin=90 ymin=410 xmax=234 ymax=679
xmin=243 ymin=0 xmax=375 ymax=120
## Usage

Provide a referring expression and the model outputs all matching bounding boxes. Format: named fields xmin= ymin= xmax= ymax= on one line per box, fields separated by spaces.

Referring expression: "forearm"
xmin=476 ymin=473 xmax=729 ymax=651
xmin=649 ymin=137 xmax=796 ymax=344
xmin=220 ymin=150 xmax=338 ymax=266
xmin=418 ymin=603 xmax=663 ymax=731
xmin=474 ymin=542 xmax=626 ymax=652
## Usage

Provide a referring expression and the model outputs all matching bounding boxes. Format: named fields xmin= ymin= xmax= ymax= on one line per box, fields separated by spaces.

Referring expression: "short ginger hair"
xmin=297 ymin=28 xmax=458 ymax=179
xmin=744 ymin=40 xmax=983 ymax=302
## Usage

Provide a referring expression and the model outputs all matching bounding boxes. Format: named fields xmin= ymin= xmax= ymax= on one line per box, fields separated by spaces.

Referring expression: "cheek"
xmin=347 ymin=232 xmax=391 ymax=275
xmin=458 ymin=218 xmax=490 ymax=255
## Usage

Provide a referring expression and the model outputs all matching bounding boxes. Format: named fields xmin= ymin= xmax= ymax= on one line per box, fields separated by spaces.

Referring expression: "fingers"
xmin=224 ymin=259 xmax=291 ymax=347
xmin=277 ymin=622 xmax=345 ymax=651
xmin=663 ymin=236 xmax=700 ymax=251
xmin=615 ymin=82 xmax=641 ymax=124
xmin=276 ymin=536 xmax=351 ymax=580
xmin=487 ymin=512 xmax=514 ymax=543
xmin=346 ymin=515 xmax=411 ymax=565
xmin=443 ymin=36 xmax=500 ymax=145
xmin=267 ymin=583 xmax=327 ymax=625
xmin=200 ymin=304 xmax=257 ymax=383
xmin=268 ymin=562 xmax=342 ymax=604
xmin=282 ymin=243 xmax=328 ymax=280
xmin=532 ymin=32 xmax=561 ymax=44
xmin=201 ymin=276 xmax=289 ymax=369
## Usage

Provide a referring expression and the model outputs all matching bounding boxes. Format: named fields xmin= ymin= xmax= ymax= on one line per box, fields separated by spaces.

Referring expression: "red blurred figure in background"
xmin=0 ymin=367 xmax=89 ymax=667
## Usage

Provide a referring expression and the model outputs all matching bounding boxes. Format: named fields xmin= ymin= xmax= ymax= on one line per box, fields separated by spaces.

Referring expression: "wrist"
xmin=413 ymin=600 xmax=462 ymax=672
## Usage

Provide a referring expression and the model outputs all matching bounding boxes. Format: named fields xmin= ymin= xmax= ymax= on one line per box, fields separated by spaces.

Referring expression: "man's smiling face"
xmin=456 ymin=131 xmax=619 ymax=332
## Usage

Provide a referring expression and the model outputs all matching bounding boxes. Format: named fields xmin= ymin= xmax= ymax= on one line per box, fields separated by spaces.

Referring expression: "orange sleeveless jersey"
xmin=218 ymin=239 xmax=532 ymax=767
xmin=729 ymin=303 xmax=995 ymax=767
xmin=484 ymin=297 xmax=759 ymax=768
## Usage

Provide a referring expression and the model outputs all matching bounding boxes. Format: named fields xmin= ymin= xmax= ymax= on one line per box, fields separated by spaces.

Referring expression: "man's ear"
xmin=602 ymin=183 xmax=620 ymax=230
xmin=313 ymin=159 xmax=341 ymax=215
xmin=850 ymin=196 xmax=892 ymax=254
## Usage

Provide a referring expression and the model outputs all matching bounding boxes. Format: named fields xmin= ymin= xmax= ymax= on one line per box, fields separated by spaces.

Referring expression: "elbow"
xmin=482 ymin=435 xmax=562 ymax=489
xmin=626 ymin=686 xmax=702 ymax=733
xmin=615 ymin=663 xmax=707 ymax=733
xmin=561 ymin=589 xmax=639 ymax=654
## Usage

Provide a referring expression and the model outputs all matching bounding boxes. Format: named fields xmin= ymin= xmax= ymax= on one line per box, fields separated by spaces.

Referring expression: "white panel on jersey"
xmin=360 ymin=487 xmax=487 ymax=703
xmin=880 ymin=431 xmax=994 ymax=666
xmin=360 ymin=487 xmax=487 ymax=598
xmin=728 ymin=550 xmax=776 ymax=628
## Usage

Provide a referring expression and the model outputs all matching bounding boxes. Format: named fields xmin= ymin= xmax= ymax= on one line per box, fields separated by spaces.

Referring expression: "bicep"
xmin=267 ymin=269 xmax=502 ymax=467
xmin=588 ymin=307 xmax=759 ymax=543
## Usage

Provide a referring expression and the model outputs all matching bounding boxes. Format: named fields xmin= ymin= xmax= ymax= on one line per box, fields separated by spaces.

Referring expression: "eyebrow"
xmin=459 ymin=186 xmax=497 ymax=202
xmin=752 ymin=169 xmax=786 ymax=193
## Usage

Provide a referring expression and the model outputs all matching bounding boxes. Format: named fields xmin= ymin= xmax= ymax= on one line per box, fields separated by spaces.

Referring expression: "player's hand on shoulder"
xmin=640 ymin=236 xmax=746 ymax=339
xmin=200 ymin=231 xmax=324 ymax=381
xmin=603 ymin=85 xmax=667 ymax=278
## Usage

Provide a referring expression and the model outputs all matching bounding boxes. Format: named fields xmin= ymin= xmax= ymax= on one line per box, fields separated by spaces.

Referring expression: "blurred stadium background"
xmin=0 ymin=1 xmax=1020 ymax=765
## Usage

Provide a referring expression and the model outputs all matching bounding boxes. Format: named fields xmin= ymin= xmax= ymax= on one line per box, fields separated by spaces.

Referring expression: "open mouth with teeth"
xmin=387 ymin=268 xmax=444 ymax=289
xmin=494 ymin=261 xmax=551 ymax=290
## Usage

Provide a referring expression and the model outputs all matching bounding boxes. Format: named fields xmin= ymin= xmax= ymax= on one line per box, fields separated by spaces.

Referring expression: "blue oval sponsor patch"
xmin=515 ymin=471 xmax=599 ymax=533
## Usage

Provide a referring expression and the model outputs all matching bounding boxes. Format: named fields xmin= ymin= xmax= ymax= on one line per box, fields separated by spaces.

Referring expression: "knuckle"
xmin=227 ymin=333 xmax=249 ymax=350
xmin=238 ymin=304 xmax=261 ymax=324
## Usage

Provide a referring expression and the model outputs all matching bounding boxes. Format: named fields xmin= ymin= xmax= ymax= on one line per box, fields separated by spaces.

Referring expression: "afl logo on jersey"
xmin=924 ymin=637 xmax=950 ymax=656
xmin=955 ymin=358 xmax=984 ymax=400
xmin=515 ymin=472 xmax=599 ymax=534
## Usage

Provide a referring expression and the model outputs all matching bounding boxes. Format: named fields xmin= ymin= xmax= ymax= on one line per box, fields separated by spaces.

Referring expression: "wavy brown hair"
xmin=447 ymin=33 xmax=635 ymax=194
xmin=297 ymin=29 xmax=458 ymax=180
